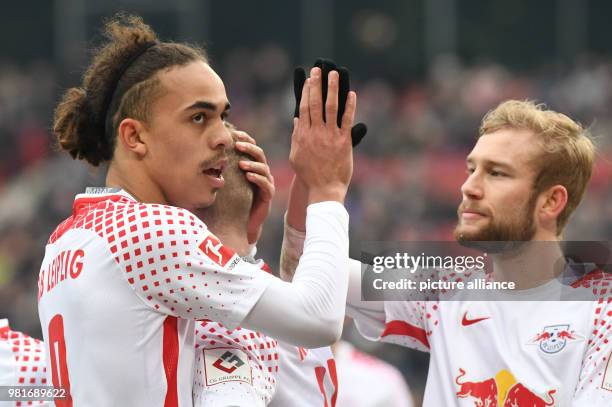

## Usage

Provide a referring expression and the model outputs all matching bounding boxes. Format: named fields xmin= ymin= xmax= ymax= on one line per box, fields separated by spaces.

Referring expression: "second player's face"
xmin=142 ymin=60 xmax=233 ymax=211
xmin=454 ymin=128 xmax=541 ymax=244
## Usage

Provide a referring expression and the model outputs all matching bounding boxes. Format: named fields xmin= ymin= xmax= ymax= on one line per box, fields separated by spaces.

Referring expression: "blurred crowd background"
xmin=1 ymin=1 xmax=611 ymax=404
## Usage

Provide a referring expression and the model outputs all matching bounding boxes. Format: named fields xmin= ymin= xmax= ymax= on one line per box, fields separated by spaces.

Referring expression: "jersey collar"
xmin=72 ymin=187 xmax=138 ymax=215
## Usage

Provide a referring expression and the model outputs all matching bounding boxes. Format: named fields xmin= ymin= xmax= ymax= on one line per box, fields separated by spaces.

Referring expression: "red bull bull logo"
xmin=529 ymin=324 xmax=581 ymax=354
xmin=455 ymin=368 xmax=556 ymax=406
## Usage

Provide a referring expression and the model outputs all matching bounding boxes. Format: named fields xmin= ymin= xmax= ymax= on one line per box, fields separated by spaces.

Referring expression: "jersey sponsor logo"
xmin=461 ymin=311 xmax=490 ymax=326
xmin=203 ymin=348 xmax=252 ymax=386
xmin=199 ymin=235 xmax=235 ymax=267
xmin=529 ymin=324 xmax=582 ymax=354
xmin=602 ymin=351 xmax=612 ymax=392
xmin=212 ymin=351 xmax=245 ymax=374
xmin=455 ymin=368 xmax=556 ymax=406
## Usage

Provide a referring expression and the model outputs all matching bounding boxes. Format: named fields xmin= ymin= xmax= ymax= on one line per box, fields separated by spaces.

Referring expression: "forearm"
xmin=279 ymin=176 xmax=309 ymax=282
xmin=280 ymin=219 xmax=384 ymax=316
xmin=244 ymin=201 xmax=349 ymax=347
xmin=279 ymin=216 xmax=305 ymax=282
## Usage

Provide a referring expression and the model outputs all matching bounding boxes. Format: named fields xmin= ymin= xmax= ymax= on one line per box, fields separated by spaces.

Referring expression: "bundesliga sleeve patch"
xmin=199 ymin=234 xmax=235 ymax=267
xmin=203 ymin=348 xmax=253 ymax=386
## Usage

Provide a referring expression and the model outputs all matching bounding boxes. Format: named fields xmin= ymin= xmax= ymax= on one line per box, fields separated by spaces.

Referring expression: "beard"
xmin=453 ymin=191 xmax=538 ymax=253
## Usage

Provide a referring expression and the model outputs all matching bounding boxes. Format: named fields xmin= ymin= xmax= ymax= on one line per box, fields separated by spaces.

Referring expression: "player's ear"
xmin=117 ymin=118 xmax=148 ymax=157
xmin=537 ymin=185 xmax=568 ymax=225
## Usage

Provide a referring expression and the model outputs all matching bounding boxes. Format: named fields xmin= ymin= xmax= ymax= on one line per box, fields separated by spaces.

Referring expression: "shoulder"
xmin=571 ymin=268 xmax=612 ymax=302
xmin=1 ymin=328 xmax=47 ymax=385
xmin=48 ymin=195 xmax=211 ymax=245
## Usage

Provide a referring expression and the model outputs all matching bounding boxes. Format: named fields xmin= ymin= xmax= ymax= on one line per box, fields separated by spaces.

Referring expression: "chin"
xmin=173 ymin=191 xmax=216 ymax=212
xmin=453 ymin=224 xmax=480 ymax=241
xmin=198 ymin=192 xmax=217 ymax=209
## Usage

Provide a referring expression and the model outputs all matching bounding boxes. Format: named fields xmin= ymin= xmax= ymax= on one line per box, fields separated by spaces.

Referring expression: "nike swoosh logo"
xmin=461 ymin=312 xmax=490 ymax=326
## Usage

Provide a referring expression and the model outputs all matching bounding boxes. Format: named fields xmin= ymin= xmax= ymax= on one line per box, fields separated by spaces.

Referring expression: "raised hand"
xmin=293 ymin=58 xmax=367 ymax=147
xmin=289 ymin=67 xmax=356 ymax=204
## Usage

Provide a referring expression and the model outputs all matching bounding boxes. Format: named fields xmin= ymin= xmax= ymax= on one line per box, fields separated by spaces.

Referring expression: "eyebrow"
xmin=184 ymin=100 xmax=231 ymax=113
xmin=466 ymin=157 xmax=515 ymax=171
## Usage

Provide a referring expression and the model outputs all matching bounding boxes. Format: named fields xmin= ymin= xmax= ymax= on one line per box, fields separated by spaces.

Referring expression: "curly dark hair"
xmin=53 ymin=13 xmax=208 ymax=166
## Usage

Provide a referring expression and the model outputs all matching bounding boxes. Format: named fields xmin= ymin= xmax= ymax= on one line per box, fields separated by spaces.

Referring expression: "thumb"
xmin=351 ymin=123 xmax=368 ymax=147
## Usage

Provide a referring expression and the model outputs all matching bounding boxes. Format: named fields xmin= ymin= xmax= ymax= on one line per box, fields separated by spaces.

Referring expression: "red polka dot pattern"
xmin=46 ymin=194 xmax=271 ymax=326
xmin=0 ymin=322 xmax=47 ymax=406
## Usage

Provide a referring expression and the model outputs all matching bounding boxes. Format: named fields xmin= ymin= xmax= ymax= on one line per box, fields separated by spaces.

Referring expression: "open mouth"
xmin=202 ymin=158 xmax=227 ymax=177
xmin=203 ymin=168 xmax=223 ymax=178
xmin=201 ymin=158 xmax=228 ymax=187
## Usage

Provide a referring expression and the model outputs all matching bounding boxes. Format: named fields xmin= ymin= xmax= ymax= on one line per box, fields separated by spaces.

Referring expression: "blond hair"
xmin=479 ymin=100 xmax=595 ymax=234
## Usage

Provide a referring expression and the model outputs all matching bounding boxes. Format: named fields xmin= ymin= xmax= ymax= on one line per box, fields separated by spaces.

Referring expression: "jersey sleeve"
xmin=109 ymin=203 xmax=275 ymax=329
xmin=360 ymin=300 xmax=435 ymax=353
xmin=346 ymin=259 xmax=436 ymax=353
xmin=572 ymin=274 xmax=612 ymax=405
xmin=193 ymin=381 xmax=262 ymax=407
xmin=193 ymin=349 xmax=265 ymax=407
xmin=192 ymin=320 xmax=278 ymax=407
xmin=0 ymin=327 xmax=49 ymax=406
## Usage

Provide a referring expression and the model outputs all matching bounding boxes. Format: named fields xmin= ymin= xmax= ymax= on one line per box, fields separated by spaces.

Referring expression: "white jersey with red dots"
xmin=351 ymin=264 xmax=612 ymax=406
xmin=0 ymin=319 xmax=48 ymax=406
xmin=193 ymin=259 xmax=279 ymax=407
xmin=37 ymin=188 xmax=275 ymax=407
xmin=193 ymin=320 xmax=279 ymax=407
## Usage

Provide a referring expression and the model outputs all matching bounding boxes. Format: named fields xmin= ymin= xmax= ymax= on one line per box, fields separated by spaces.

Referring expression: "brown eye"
xmin=192 ymin=113 xmax=206 ymax=124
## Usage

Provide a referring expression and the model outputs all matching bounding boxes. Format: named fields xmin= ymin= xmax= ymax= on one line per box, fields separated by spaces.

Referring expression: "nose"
xmin=209 ymin=120 xmax=233 ymax=151
xmin=460 ymin=171 xmax=484 ymax=200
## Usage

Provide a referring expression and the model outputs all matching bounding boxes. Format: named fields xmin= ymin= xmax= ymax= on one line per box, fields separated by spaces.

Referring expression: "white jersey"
xmin=334 ymin=341 xmax=414 ymax=407
xmin=0 ymin=319 xmax=48 ymax=406
xmin=193 ymin=260 xmax=279 ymax=407
xmin=37 ymin=188 xmax=274 ymax=406
xmin=352 ymin=268 xmax=612 ymax=406
xmin=270 ymin=342 xmax=337 ymax=407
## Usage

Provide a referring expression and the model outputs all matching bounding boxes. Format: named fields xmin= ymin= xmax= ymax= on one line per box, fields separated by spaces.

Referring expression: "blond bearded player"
xmin=281 ymin=100 xmax=612 ymax=406
xmin=37 ymin=14 xmax=357 ymax=406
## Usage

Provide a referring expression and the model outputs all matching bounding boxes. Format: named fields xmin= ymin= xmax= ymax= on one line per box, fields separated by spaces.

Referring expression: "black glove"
xmin=293 ymin=58 xmax=367 ymax=147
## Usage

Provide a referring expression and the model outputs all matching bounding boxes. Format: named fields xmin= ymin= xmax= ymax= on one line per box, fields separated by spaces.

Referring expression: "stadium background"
xmin=0 ymin=1 xmax=611 ymax=404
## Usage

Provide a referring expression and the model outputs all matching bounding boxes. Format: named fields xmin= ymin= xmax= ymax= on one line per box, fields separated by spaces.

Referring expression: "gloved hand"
xmin=293 ymin=58 xmax=367 ymax=147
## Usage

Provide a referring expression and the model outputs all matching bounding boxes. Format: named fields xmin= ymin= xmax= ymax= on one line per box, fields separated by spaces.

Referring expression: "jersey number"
xmin=48 ymin=314 xmax=73 ymax=407
xmin=315 ymin=359 xmax=338 ymax=407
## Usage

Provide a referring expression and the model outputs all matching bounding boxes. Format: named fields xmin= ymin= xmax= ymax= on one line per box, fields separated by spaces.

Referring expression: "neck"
xmin=208 ymin=223 xmax=251 ymax=257
xmin=491 ymin=237 xmax=565 ymax=289
xmin=106 ymin=158 xmax=167 ymax=204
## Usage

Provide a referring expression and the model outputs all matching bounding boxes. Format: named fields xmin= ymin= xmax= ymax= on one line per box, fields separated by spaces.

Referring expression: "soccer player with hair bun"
xmin=38 ymin=13 xmax=356 ymax=406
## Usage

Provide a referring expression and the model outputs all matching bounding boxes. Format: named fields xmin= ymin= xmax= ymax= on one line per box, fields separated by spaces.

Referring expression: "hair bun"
xmin=53 ymin=87 xmax=112 ymax=166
